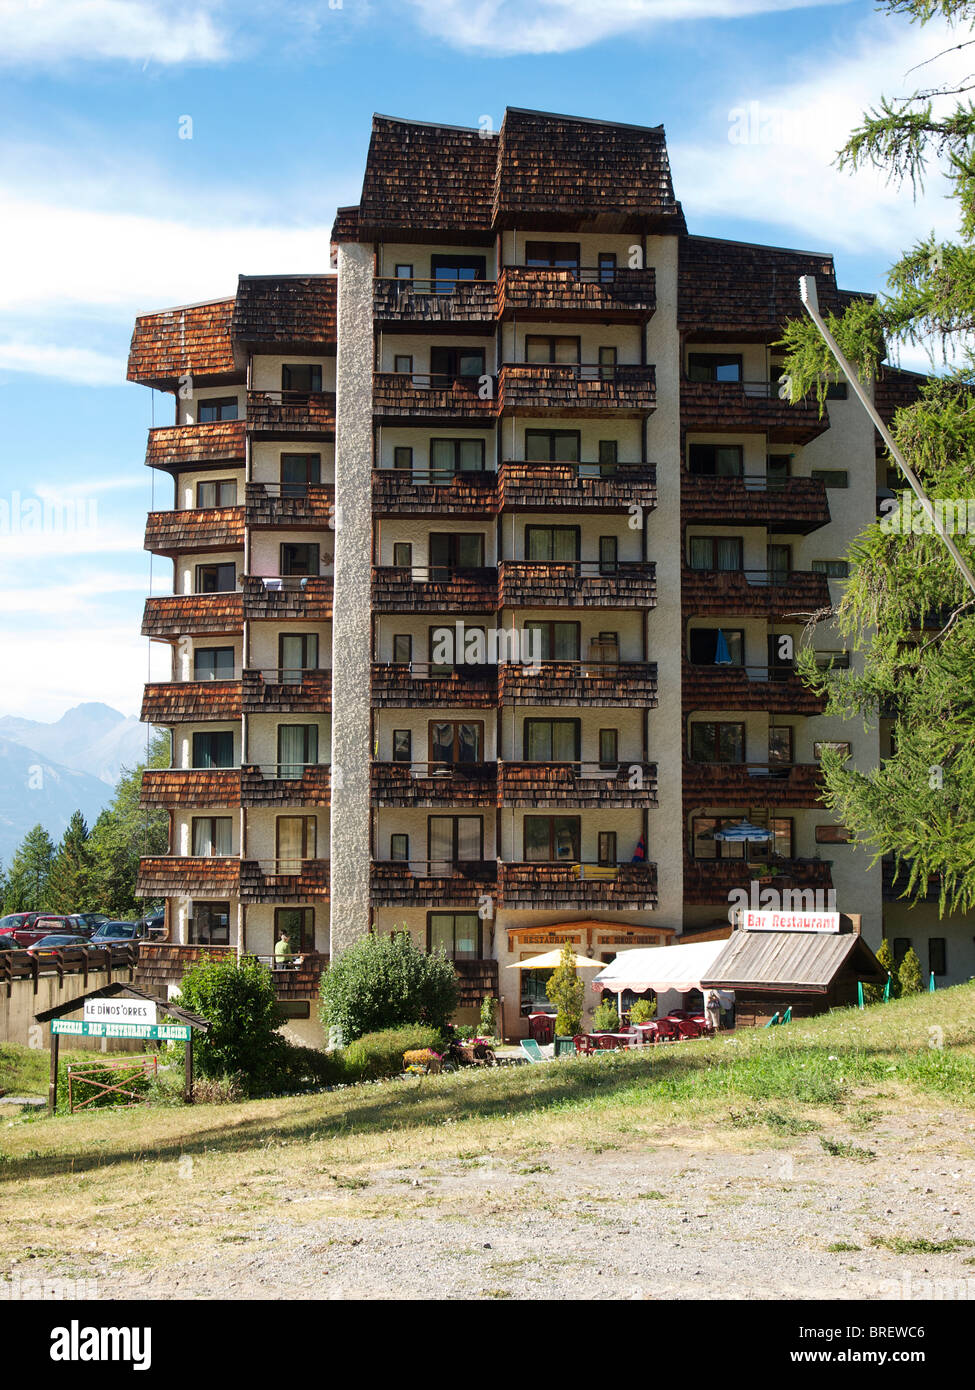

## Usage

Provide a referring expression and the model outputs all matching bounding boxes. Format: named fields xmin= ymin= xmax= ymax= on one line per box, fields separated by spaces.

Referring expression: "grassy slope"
xmin=0 ymin=1043 xmax=48 ymax=1098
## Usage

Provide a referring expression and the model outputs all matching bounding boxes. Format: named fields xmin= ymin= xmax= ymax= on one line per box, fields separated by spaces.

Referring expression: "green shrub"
xmin=343 ymin=1025 xmax=443 ymax=1081
xmin=270 ymin=1044 xmax=347 ymax=1090
xmin=865 ymin=938 xmax=896 ymax=1003
xmin=898 ymin=946 xmax=924 ymax=996
xmin=56 ymin=1054 xmax=155 ymax=1115
xmin=629 ymin=998 xmax=655 ymax=1023
xmin=173 ymin=953 xmax=285 ymax=1094
xmin=479 ymin=995 xmax=498 ymax=1035
xmin=545 ymin=943 xmax=585 ymax=1036
xmin=592 ymin=999 xmax=621 ymax=1032
xmin=319 ymin=930 xmax=458 ymax=1042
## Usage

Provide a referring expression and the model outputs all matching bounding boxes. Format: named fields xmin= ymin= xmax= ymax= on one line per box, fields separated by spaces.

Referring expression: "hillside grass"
xmin=0 ymin=1043 xmax=48 ymax=1098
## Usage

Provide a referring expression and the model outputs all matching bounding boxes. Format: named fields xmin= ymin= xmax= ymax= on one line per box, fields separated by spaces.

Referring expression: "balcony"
xmin=245 ymin=482 xmax=334 ymax=529
xmin=371 ymin=860 xmax=496 ymax=908
xmin=498 ymin=363 xmax=656 ymax=417
xmin=242 ymin=575 xmax=333 ymax=622
xmin=681 ymin=474 xmax=831 ymax=534
xmin=683 ymin=760 xmax=825 ymax=809
xmin=882 ymin=857 xmax=940 ymax=904
xmin=498 ymin=266 xmax=657 ymax=322
xmin=241 ymin=669 xmax=332 ymax=714
xmin=239 ymin=858 xmax=330 ymax=903
xmin=373 ymin=373 xmax=496 ymax=424
xmin=136 ymin=856 xmax=240 ymax=897
xmin=499 ymin=461 xmax=656 ymax=513
xmin=240 ymin=764 xmax=331 ymax=807
xmin=141 ymin=592 xmax=243 ymax=639
xmin=373 ymin=277 xmax=496 ymax=331
xmin=499 ymin=560 xmax=656 ymax=609
xmin=683 ymin=856 xmax=833 ymax=906
xmin=141 ymin=679 xmax=242 ymax=724
xmin=246 ymin=390 xmax=335 ymax=437
xmin=498 ymin=762 xmax=657 ymax=809
xmin=498 ymin=862 xmax=658 ymax=911
xmin=499 ymin=659 xmax=658 ymax=708
xmin=372 ymin=762 xmax=497 ymax=807
xmin=372 ymin=566 xmax=497 ymax=613
xmin=139 ymin=768 xmax=241 ymax=808
xmin=681 ymin=568 xmax=831 ymax=621
xmin=137 ymin=943 xmax=329 ymax=1002
xmin=373 ymin=468 xmax=498 ymax=517
xmin=680 ymin=380 xmax=828 ymax=444
xmin=454 ymin=958 xmax=500 ymax=1009
xmin=144 ymin=505 xmax=244 ymax=556
xmin=144 ymin=420 xmax=245 ymax=471
xmin=682 ymin=664 xmax=826 ymax=716
xmin=372 ymin=662 xmax=498 ymax=709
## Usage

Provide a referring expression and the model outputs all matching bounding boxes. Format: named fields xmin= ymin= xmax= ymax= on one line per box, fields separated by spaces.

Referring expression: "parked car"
xmin=138 ymin=908 xmax=165 ymax=940
xmin=0 ymin=935 xmax=16 ymax=952
xmin=0 ymin=912 xmax=62 ymax=947
xmin=27 ymin=933 xmax=92 ymax=957
xmin=30 ymin=915 xmax=82 ymax=936
xmin=66 ymin=913 xmax=108 ymax=933
xmin=89 ymin=921 xmax=144 ymax=948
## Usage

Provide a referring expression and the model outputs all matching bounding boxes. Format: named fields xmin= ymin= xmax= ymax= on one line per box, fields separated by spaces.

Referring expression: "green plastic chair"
xmin=520 ymin=1038 xmax=547 ymax=1063
xmin=554 ymin=1036 xmax=575 ymax=1058
xmin=781 ymin=1006 xmax=792 ymax=1024
xmin=763 ymin=1012 xmax=781 ymax=1028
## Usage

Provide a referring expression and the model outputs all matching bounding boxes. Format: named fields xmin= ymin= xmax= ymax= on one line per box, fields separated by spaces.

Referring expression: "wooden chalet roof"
xmin=874 ymin=365 xmax=930 ymax=426
xmin=357 ymin=115 xmax=499 ymax=240
xmin=701 ymin=929 xmax=885 ymax=992
xmin=127 ymin=298 xmax=238 ymax=388
xmin=231 ymin=275 xmax=337 ymax=356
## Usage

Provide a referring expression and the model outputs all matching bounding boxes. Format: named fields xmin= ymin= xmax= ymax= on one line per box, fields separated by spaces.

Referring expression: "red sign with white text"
xmin=741 ymin=909 xmax=840 ymax=933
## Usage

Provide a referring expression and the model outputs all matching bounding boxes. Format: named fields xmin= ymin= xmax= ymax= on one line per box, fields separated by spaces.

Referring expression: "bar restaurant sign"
xmin=741 ymin=908 xmax=840 ymax=934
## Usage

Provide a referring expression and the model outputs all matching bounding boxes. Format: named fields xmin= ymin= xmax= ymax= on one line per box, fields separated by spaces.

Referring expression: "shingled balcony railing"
xmin=498 ymin=362 xmax=656 ymax=416
xmin=683 ymin=759 xmax=825 ymax=809
xmin=498 ymin=761 xmax=658 ymax=809
xmin=373 ymin=372 xmax=497 ymax=424
xmin=683 ymin=856 xmax=833 ymax=906
xmin=241 ymin=668 xmax=332 ymax=714
xmin=136 ymin=855 xmax=241 ymax=898
xmin=144 ymin=420 xmax=245 ymax=471
xmin=681 ymin=567 xmax=831 ymax=621
xmin=680 ymin=379 xmax=828 ymax=444
xmin=498 ymin=659 xmax=658 ymax=708
xmin=498 ymin=265 xmax=657 ymax=321
xmin=498 ymin=460 xmax=656 ymax=513
xmin=239 ymin=763 xmax=331 ymax=808
xmin=141 ymin=592 xmax=244 ymax=639
xmin=245 ymin=481 xmax=335 ymax=529
xmin=372 ymin=565 xmax=498 ymax=613
xmin=144 ymin=505 xmax=245 ymax=556
xmin=681 ymin=473 xmax=831 ymax=534
xmin=141 ymin=677 xmax=242 ymax=725
xmin=498 ymin=861 xmax=658 ymax=911
xmin=139 ymin=768 xmax=241 ymax=808
xmin=372 ymin=467 xmax=498 ymax=517
xmin=373 ymin=276 xmax=497 ymax=328
xmin=371 ymin=661 xmax=499 ymax=708
xmin=239 ymin=858 xmax=330 ymax=903
xmin=241 ymin=575 xmax=333 ymax=622
xmin=370 ymin=859 xmax=497 ymax=908
xmin=499 ymin=560 xmax=656 ymax=609
xmin=246 ymin=389 xmax=336 ymax=436
xmin=371 ymin=762 xmax=498 ymax=808
xmin=681 ymin=663 xmax=826 ymax=716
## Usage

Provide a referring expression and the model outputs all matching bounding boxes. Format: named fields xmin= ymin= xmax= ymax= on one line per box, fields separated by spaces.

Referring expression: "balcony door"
xmin=524 ymin=620 xmax=579 ymax=661
xmin=428 ymin=815 xmax=483 ymax=869
xmin=523 ymin=718 xmax=580 ymax=762
xmin=278 ymin=632 xmax=318 ymax=685
xmin=429 ymin=721 xmax=483 ymax=764
xmin=525 ymin=335 xmax=580 ymax=365
xmin=275 ymin=816 xmax=317 ymax=874
xmin=428 ymin=911 xmax=482 ymax=960
xmin=280 ymin=452 xmax=321 ymax=497
xmin=688 ymin=536 xmax=742 ymax=572
xmin=429 ymin=346 xmax=484 ymax=388
xmin=690 ymin=722 xmax=745 ymax=764
xmin=428 ymin=532 xmax=484 ymax=581
xmin=277 ymin=724 xmax=318 ymax=778
xmin=524 ymin=815 xmax=581 ymax=862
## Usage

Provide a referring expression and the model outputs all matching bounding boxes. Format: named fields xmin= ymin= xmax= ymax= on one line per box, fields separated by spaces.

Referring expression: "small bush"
xmin=319 ymin=930 xmax=459 ymax=1042
xmin=191 ymin=1074 xmax=246 ymax=1105
xmin=173 ymin=954 xmax=283 ymax=1093
xmin=898 ymin=946 xmax=924 ymax=996
xmin=479 ymin=995 xmax=498 ymax=1035
xmin=343 ymin=1025 xmax=443 ymax=1080
xmin=592 ymin=999 xmax=621 ymax=1032
xmin=268 ymin=1044 xmax=347 ymax=1091
xmin=629 ymin=998 xmax=655 ymax=1023
xmin=545 ymin=943 xmax=585 ymax=1036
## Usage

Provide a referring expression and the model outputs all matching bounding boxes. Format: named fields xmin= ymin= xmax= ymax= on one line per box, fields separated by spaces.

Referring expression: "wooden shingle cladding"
xmin=136 ymin=855 xmax=240 ymax=897
xmin=145 ymin=421 xmax=245 ymax=472
xmin=498 ymin=266 xmax=656 ymax=322
xmin=882 ymin=857 xmax=940 ymax=903
xmin=682 ymin=760 xmax=825 ymax=808
xmin=498 ymin=363 xmax=656 ymax=417
xmin=245 ymin=482 xmax=335 ymax=529
xmin=240 ymin=765 xmax=331 ymax=807
xmin=239 ymin=859 xmax=330 ymax=902
xmin=454 ymin=958 xmax=499 ymax=1008
xmin=141 ymin=593 xmax=243 ymax=639
xmin=372 ymin=566 xmax=497 ymax=612
xmin=371 ymin=762 xmax=498 ymax=807
xmin=136 ymin=944 xmax=330 ymax=1001
xmin=272 ymin=952 xmax=329 ymax=999
xmin=680 ymin=379 xmax=828 ymax=444
xmin=357 ymin=116 xmax=498 ymax=240
xmin=873 ymin=366 xmax=930 ymax=431
xmin=499 ymin=560 xmax=656 ymax=609
xmin=231 ymin=275 xmax=337 ymax=359
xmin=499 ymin=462 xmax=656 ymax=513
xmin=371 ymin=664 xmax=498 ymax=709
xmin=374 ymin=278 xmax=496 ymax=330
xmin=498 ymin=661 xmax=658 ymax=708
xmin=139 ymin=769 xmax=241 ymax=808
xmin=246 ymin=389 xmax=336 ymax=437
xmin=241 ymin=576 xmax=333 ymax=622
xmin=330 ymin=204 xmax=360 ymax=244
xmin=141 ymin=681 xmax=242 ymax=725
xmin=144 ymin=505 xmax=244 ymax=556
xmin=127 ymin=298 xmax=238 ymax=388
xmin=681 ymin=567 xmax=831 ymax=620
xmin=373 ymin=470 xmax=498 ymax=517
xmin=498 ymin=761 xmax=657 ymax=809
xmin=682 ymin=856 xmax=833 ymax=906
xmin=372 ymin=375 xmax=496 ymax=424
xmin=370 ymin=861 xmax=496 ymax=907
xmin=681 ymin=474 xmax=830 ymax=534
xmin=498 ymin=862 xmax=658 ymax=910
xmin=241 ymin=669 xmax=332 ymax=714
xmin=681 ymin=664 xmax=826 ymax=716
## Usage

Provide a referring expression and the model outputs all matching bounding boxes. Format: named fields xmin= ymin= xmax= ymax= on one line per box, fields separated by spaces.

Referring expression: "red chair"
xmin=529 ymin=1015 xmax=554 ymax=1045
xmin=595 ymin=1034 xmax=618 ymax=1050
xmin=654 ymin=1017 xmax=680 ymax=1042
xmin=675 ymin=1017 xmax=703 ymax=1040
xmin=573 ymin=1034 xmax=593 ymax=1056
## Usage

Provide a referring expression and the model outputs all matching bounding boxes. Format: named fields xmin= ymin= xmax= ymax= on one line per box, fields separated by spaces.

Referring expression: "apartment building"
xmin=129 ymin=109 xmax=968 ymax=1044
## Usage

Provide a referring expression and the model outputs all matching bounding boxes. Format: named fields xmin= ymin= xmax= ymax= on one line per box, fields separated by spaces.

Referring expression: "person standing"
xmin=705 ymin=989 xmax=721 ymax=1033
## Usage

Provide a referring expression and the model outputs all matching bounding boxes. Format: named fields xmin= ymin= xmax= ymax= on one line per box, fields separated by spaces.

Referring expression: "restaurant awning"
xmin=592 ymin=939 xmax=729 ymax=994
xmin=506 ymin=950 xmax=603 ymax=972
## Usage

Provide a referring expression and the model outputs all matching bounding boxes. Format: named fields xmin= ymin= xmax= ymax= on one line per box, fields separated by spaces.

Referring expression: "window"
xmin=524 ymin=719 xmax=580 ymax=761
xmin=768 ymin=726 xmax=794 ymax=765
xmin=392 ymin=730 xmax=412 ymax=763
xmin=929 ymin=937 xmax=946 ymax=977
xmin=597 ymin=252 xmax=617 ymax=284
xmin=598 ymin=729 xmax=618 ymax=767
xmin=278 ymin=633 xmax=318 ymax=684
xmin=428 ymin=911 xmax=482 ymax=961
xmin=812 ymin=559 xmax=850 ymax=578
xmin=276 ymin=1001 xmax=311 ymax=1019
xmin=428 ymin=533 xmax=484 ymax=578
xmin=430 ymin=254 xmax=486 ymax=285
xmin=690 ymin=722 xmax=745 ymax=763
xmin=598 ymin=346 xmax=617 ymax=381
xmin=814 ymin=741 xmax=851 ymax=761
xmin=191 ymin=816 xmax=232 ymax=856
xmin=524 ymin=621 xmax=580 ymax=661
xmin=814 ymin=649 xmax=851 ymax=669
xmin=198 ymin=397 xmax=237 ymax=422
xmin=282 ymin=364 xmax=322 ymax=393
xmin=525 ymin=241 xmax=580 ymax=270
xmin=688 ymin=628 xmax=744 ymax=666
xmin=429 ymin=721 xmax=483 ymax=763
xmin=394 ymin=263 xmax=413 ymax=280
xmin=429 ymin=623 xmax=487 ymax=676
xmin=393 ymin=446 xmax=413 ymax=471
xmin=430 ymin=346 xmax=485 ymax=385
xmin=275 ymin=816 xmax=317 ymax=872
xmin=394 ymin=354 xmax=413 ymax=374
xmin=526 ymin=525 xmax=579 ymax=563
xmin=767 ymin=544 xmax=792 ymax=583
xmin=280 ymin=543 xmax=319 ymax=577
xmin=280 ymin=453 xmax=321 ymax=496
xmin=195 ymin=563 xmax=236 ymax=593
xmin=276 ymin=724 xmax=318 ymax=777
xmin=596 ymin=439 xmax=619 ymax=476
xmin=598 ymin=536 xmax=618 ymax=574
xmin=766 ymin=454 xmax=791 ymax=486
xmin=811 ymin=469 xmax=849 ymax=488
xmin=892 ymin=937 xmax=911 ymax=966
xmin=525 ymin=335 xmax=580 ymax=364
xmin=524 ymin=816 xmax=580 ymax=862
xmin=390 ymin=834 xmax=409 ymax=862
xmin=688 ymin=443 xmax=743 ymax=477
xmin=196 ymin=479 xmax=237 ymax=508
xmin=194 ymin=647 xmax=235 ymax=681
xmin=192 ymin=731 xmax=234 ymax=768
xmin=428 ymin=815 xmax=483 ymax=864
xmin=815 ymin=824 xmax=853 ymax=844
xmin=275 ymin=906 xmax=315 ymax=953
xmin=392 ymin=542 xmax=412 ymax=568
xmin=429 ymin=438 xmax=485 ymax=482
xmin=688 ymin=536 xmax=742 ymax=571
xmin=687 ymin=353 xmax=743 ymax=383
xmin=524 ymin=429 xmax=580 ymax=462
xmin=597 ymin=831 xmax=617 ymax=865
xmin=392 ymin=634 xmax=412 ymax=665
xmin=191 ymin=901 xmax=230 ymax=946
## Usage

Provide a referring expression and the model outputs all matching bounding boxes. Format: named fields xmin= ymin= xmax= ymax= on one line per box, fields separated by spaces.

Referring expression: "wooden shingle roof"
xmin=701 ymin=929 xmax=885 ymax=992
xmin=127 ymin=298 xmax=238 ymax=388
xmin=357 ymin=115 xmax=498 ymax=239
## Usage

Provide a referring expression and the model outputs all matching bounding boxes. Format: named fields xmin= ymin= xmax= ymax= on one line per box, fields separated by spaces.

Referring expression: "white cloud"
xmin=402 ymin=0 xmax=852 ymax=56
xmin=0 ymin=340 xmax=123 ymax=385
xmin=0 ymin=624 xmax=148 ymax=720
xmin=0 ymin=0 xmax=228 ymax=66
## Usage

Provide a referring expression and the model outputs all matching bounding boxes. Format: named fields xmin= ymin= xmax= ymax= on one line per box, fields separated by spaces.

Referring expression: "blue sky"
xmin=0 ymin=0 xmax=965 ymax=721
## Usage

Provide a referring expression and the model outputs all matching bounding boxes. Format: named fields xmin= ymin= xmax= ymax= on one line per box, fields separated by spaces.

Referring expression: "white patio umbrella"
xmin=505 ymin=950 xmax=602 ymax=972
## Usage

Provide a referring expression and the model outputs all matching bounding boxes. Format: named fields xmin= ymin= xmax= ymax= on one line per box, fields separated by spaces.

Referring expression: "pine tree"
xmin=4 ymin=824 xmax=56 ymax=912
xmin=85 ymin=732 xmax=170 ymax=918
xmin=876 ymin=937 xmax=898 ymax=1000
xmin=898 ymin=946 xmax=925 ymax=996
xmin=47 ymin=811 xmax=93 ymax=913
xmin=545 ymin=943 xmax=585 ymax=1037
xmin=780 ymin=0 xmax=975 ymax=914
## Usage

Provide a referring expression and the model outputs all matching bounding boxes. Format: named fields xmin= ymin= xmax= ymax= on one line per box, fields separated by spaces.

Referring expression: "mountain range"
xmin=0 ymin=704 xmax=147 ymax=866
